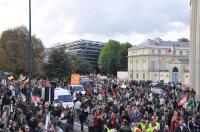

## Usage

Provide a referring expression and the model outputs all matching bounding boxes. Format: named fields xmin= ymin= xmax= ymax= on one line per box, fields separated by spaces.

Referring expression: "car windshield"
xmin=73 ymin=86 xmax=84 ymax=91
xmin=54 ymin=95 xmax=72 ymax=103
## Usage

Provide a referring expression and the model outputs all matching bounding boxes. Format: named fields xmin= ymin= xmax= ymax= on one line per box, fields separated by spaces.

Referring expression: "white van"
xmin=70 ymin=85 xmax=86 ymax=96
xmin=54 ymin=87 xmax=74 ymax=108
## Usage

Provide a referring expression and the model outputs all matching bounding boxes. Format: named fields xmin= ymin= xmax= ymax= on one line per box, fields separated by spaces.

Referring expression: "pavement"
xmin=73 ymin=121 xmax=88 ymax=132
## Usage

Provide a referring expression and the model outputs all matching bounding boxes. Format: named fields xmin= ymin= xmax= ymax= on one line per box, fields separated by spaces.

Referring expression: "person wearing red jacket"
xmin=94 ymin=112 xmax=99 ymax=132
xmin=111 ymin=112 xmax=116 ymax=128
xmin=170 ymin=116 xmax=179 ymax=132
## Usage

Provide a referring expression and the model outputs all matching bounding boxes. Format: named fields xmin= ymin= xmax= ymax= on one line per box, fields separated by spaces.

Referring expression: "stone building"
xmin=128 ymin=38 xmax=189 ymax=84
xmin=190 ymin=0 xmax=200 ymax=100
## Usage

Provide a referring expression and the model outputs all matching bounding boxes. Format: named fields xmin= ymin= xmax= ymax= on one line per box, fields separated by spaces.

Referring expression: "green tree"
xmin=178 ymin=38 xmax=189 ymax=42
xmin=118 ymin=42 xmax=132 ymax=71
xmin=44 ymin=47 xmax=71 ymax=79
xmin=98 ymin=40 xmax=121 ymax=75
xmin=98 ymin=40 xmax=132 ymax=75
xmin=44 ymin=46 xmax=93 ymax=79
xmin=0 ymin=26 xmax=44 ymax=75
xmin=72 ymin=58 xmax=92 ymax=74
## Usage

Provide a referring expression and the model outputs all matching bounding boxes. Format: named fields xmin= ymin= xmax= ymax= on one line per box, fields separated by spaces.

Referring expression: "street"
xmin=73 ymin=122 xmax=88 ymax=132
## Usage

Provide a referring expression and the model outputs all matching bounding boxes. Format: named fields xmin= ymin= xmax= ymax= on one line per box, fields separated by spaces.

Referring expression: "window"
xmin=130 ymin=60 xmax=132 ymax=69
xmin=152 ymin=49 xmax=155 ymax=54
xmin=165 ymin=49 xmax=168 ymax=54
xmin=154 ymin=74 xmax=157 ymax=77
xmin=136 ymin=73 xmax=139 ymax=79
xmin=184 ymin=65 xmax=189 ymax=71
xmin=155 ymin=62 xmax=159 ymax=71
xmin=130 ymin=73 xmax=133 ymax=79
xmin=180 ymin=50 xmax=183 ymax=56
xmin=186 ymin=51 xmax=189 ymax=56
xmin=142 ymin=61 xmax=145 ymax=70
xmin=151 ymin=62 xmax=155 ymax=71
xmin=161 ymin=63 xmax=168 ymax=71
xmin=186 ymin=75 xmax=188 ymax=78
xmin=136 ymin=60 xmax=139 ymax=70
xmin=143 ymin=74 xmax=145 ymax=79
xmin=158 ymin=49 xmax=161 ymax=55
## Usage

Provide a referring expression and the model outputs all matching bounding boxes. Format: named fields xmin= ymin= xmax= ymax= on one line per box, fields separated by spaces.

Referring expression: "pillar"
xmin=190 ymin=0 xmax=200 ymax=100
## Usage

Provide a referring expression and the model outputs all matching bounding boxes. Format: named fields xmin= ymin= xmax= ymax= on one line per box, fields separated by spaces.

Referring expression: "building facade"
xmin=128 ymin=38 xmax=189 ymax=84
xmin=62 ymin=40 xmax=104 ymax=68
xmin=190 ymin=0 xmax=200 ymax=100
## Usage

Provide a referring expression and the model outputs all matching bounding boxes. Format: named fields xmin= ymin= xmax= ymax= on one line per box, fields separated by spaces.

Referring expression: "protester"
xmin=0 ymin=75 xmax=199 ymax=132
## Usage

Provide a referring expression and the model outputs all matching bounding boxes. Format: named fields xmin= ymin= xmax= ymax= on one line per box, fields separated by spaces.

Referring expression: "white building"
xmin=128 ymin=38 xmax=189 ymax=84
xmin=190 ymin=0 xmax=200 ymax=100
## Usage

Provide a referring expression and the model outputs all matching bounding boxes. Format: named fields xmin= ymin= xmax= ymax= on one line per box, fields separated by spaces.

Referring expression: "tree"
xmin=178 ymin=38 xmax=189 ymax=42
xmin=44 ymin=47 xmax=71 ymax=79
xmin=118 ymin=42 xmax=132 ymax=71
xmin=98 ymin=40 xmax=121 ymax=75
xmin=72 ymin=58 xmax=92 ymax=74
xmin=0 ymin=26 xmax=44 ymax=75
xmin=98 ymin=40 xmax=132 ymax=75
xmin=44 ymin=46 xmax=93 ymax=79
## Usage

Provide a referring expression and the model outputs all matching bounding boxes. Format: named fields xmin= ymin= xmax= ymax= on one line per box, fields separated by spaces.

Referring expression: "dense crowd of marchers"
xmin=0 ymin=75 xmax=199 ymax=132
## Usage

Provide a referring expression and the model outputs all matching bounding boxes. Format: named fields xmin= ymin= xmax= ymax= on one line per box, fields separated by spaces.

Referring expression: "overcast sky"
xmin=0 ymin=0 xmax=190 ymax=47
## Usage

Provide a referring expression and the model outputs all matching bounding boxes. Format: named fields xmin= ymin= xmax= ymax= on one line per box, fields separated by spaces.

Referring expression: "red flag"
xmin=32 ymin=95 xmax=41 ymax=103
xmin=178 ymin=95 xmax=188 ymax=106
xmin=168 ymin=48 xmax=173 ymax=55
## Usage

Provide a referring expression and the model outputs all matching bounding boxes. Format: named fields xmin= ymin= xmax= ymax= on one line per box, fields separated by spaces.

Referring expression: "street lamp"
xmin=28 ymin=0 xmax=32 ymax=105
xmin=107 ymin=58 xmax=111 ymax=75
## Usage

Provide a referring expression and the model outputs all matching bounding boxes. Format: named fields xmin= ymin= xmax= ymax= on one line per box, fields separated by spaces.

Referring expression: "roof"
xmin=130 ymin=38 xmax=189 ymax=49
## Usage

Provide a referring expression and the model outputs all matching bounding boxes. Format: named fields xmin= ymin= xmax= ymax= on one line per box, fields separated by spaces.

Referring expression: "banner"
xmin=70 ymin=74 xmax=80 ymax=85
xmin=178 ymin=95 xmax=188 ymax=106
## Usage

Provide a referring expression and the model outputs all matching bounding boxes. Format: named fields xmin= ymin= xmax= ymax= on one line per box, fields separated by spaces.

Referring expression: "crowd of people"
xmin=0 ymin=75 xmax=199 ymax=132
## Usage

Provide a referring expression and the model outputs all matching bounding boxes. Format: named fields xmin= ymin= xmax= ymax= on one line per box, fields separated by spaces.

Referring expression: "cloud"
xmin=0 ymin=0 xmax=190 ymax=47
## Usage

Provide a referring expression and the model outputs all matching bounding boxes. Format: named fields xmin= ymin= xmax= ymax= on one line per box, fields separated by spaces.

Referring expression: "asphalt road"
xmin=73 ymin=122 xmax=88 ymax=132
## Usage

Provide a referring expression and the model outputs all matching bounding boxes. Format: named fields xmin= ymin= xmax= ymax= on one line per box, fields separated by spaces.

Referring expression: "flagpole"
xmin=28 ymin=0 xmax=32 ymax=106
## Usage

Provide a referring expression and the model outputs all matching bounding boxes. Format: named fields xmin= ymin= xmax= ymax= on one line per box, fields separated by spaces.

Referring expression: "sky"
xmin=0 ymin=0 xmax=190 ymax=47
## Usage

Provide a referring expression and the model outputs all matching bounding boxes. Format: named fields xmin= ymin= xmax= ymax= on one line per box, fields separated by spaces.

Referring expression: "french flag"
xmin=168 ymin=44 xmax=176 ymax=55
xmin=168 ymin=48 xmax=173 ymax=55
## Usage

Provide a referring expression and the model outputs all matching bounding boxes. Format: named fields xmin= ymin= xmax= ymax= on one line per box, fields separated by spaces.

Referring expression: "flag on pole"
xmin=184 ymin=97 xmax=196 ymax=109
xmin=173 ymin=43 xmax=176 ymax=55
xmin=178 ymin=95 xmax=188 ymax=106
xmin=168 ymin=48 xmax=173 ymax=55
xmin=31 ymin=94 xmax=37 ymax=106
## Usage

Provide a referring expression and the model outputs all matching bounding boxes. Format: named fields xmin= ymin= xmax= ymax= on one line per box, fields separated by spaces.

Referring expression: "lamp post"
xmin=28 ymin=0 xmax=32 ymax=105
xmin=107 ymin=57 xmax=111 ymax=75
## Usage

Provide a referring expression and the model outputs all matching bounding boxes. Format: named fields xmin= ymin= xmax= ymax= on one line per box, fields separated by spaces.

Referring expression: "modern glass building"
xmin=63 ymin=40 xmax=104 ymax=68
